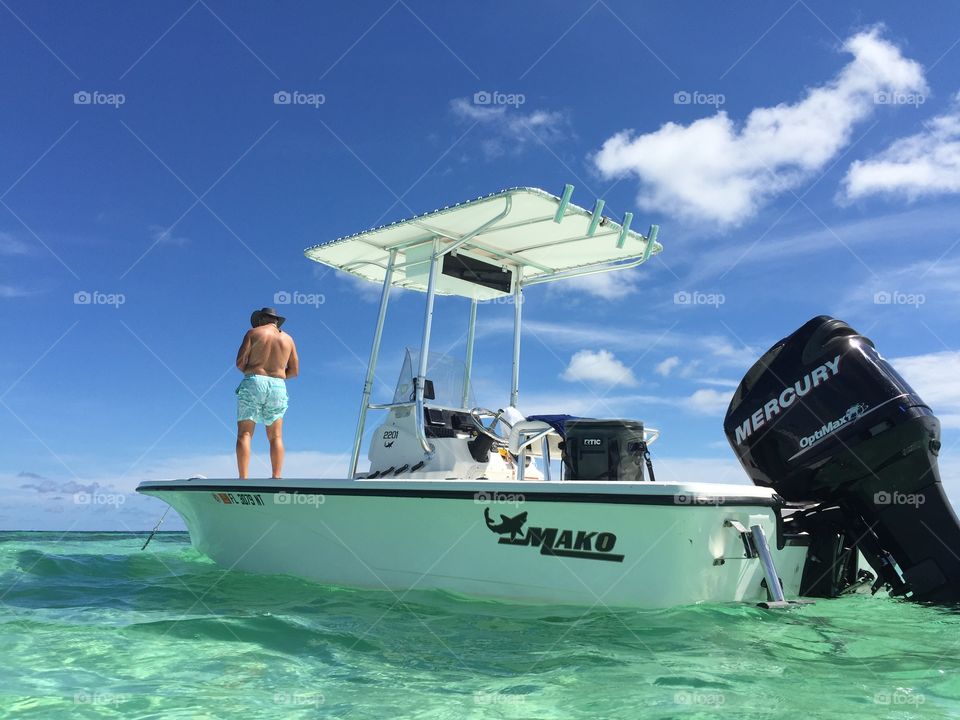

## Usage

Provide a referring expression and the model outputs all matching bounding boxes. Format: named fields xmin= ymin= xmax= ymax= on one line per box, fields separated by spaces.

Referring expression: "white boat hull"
xmin=138 ymin=478 xmax=807 ymax=608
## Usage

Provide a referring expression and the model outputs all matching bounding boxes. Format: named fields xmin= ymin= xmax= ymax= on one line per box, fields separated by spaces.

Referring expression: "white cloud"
xmin=136 ymin=450 xmax=349 ymax=481
xmin=693 ymin=378 xmax=740 ymax=389
xmin=148 ymin=224 xmax=189 ymax=246
xmin=498 ymin=318 xmax=669 ymax=352
xmin=648 ymin=456 xmax=748 ymax=485
xmin=891 ymin=351 xmax=960 ymax=429
xmin=843 ymin=95 xmax=960 ymax=200
xmin=0 ymin=284 xmax=33 ymax=298
xmin=592 ymin=29 xmax=926 ymax=225
xmin=314 ymin=264 xmax=408 ymax=304
xmin=656 ymin=356 xmax=681 ymax=376
xmin=887 ymin=349 xmax=960 ymax=510
xmin=518 ymin=385 xmax=733 ymax=420
xmin=0 ymin=450 xmax=351 ymax=531
xmin=338 ymin=271 xmax=390 ymax=302
xmin=940 ymin=457 xmax=960 ymax=502
xmin=450 ymin=98 xmax=571 ymax=159
xmin=679 ymin=203 xmax=960 ymax=285
xmin=559 ymin=270 xmax=639 ymax=300
xmin=561 ymin=349 xmax=638 ymax=387
xmin=483 ymin=318 xmax=764 ymax=373
xmin=834 ymin=256 xmax=960 ymax=318
xmin=1 ymin=233 xmax=38 ymax=298
xmin=682 ymin=387 xmax=732 ymax=416
xmin=516 ymin=389 xmax=664 ymax=418
xmin=0 ymin=231 xmax=31 ymax=255
xmin=699 ymin=336 xmax=761 ymax=367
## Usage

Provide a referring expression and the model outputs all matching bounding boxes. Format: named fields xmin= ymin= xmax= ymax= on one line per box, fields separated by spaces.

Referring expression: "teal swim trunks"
xmin=236 ymin=375 xmax=288 ymax=425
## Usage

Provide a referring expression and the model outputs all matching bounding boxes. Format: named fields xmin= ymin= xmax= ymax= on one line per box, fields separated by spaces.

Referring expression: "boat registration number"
xmin=211 ymin=492 xmax=264 ymax=506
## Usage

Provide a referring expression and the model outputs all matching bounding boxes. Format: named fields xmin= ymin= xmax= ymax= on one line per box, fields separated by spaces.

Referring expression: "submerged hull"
xmin=137 ymin=478 xmax=807 ymax=608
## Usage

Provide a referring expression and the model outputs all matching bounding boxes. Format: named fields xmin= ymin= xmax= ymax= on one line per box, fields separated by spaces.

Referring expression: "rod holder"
xmin=586 ymin=199 xmax=605 ymax=236
xmin=641 ymin=224 xmax=659 ymax=262
xmin=554 ymin=184 xmax=574 ymax=223
xmin=616 ymin=212 xmax=633 ymax=248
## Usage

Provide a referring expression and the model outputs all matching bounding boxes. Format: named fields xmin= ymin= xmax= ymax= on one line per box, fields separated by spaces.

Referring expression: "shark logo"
xmin=484 ymin=508 xmax=528 ymax=540
xmin=844 ymin=403 xmax=868 ymax=422
xmin=482 ymin=508 xmax=623 ymax=562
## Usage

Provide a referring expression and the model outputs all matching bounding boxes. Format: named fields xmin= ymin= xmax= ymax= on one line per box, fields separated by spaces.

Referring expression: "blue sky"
xmin=2 ymin=1 xmax=960 ymax=530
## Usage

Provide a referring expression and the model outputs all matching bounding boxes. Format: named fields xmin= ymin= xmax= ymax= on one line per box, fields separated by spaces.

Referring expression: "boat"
xmin=137 ymin=185 xmax=960 ymax=608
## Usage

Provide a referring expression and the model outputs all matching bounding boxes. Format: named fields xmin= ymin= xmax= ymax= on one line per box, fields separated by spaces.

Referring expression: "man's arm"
xmin=236 ymin=331 xmax=252 ymax=372
xmin=285 ymin=337 xmax=300 ymax=379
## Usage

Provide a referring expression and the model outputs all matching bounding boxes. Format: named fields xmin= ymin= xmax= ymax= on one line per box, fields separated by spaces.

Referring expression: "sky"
xmin=2 ymin=1 xmax=960 ymax=530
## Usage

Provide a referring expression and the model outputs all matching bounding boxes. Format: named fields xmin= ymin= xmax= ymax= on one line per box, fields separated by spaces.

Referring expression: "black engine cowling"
xmin=724 ymin=316 xmax=960 ymax=602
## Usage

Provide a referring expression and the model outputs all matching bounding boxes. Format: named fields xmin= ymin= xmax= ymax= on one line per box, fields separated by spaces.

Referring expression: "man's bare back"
xmin=236 ymin=325 xmax=299 ymax=379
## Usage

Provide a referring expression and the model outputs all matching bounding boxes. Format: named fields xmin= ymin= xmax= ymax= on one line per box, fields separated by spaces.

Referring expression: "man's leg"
xmin=266 ymin=418 xmax=284 ymax=479
xmin=236 ymin=420 xmax=255 ymax=479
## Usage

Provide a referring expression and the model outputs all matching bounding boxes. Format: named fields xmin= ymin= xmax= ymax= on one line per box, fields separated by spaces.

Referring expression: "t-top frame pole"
xmin=348 ymin=248 xmax=397 ymax=479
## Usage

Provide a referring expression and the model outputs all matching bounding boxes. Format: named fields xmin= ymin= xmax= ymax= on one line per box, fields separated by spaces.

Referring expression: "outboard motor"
xmin=724 ymin=316 xmax=960 ymax=602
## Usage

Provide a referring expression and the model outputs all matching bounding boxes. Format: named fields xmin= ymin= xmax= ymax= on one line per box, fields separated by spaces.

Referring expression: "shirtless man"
xmin=235 ymin=307 xmax=299 ymax=479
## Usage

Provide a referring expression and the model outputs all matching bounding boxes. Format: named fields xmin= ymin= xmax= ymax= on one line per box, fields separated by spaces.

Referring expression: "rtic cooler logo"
xmin=483 ymin=508 xmax=624 ymax=562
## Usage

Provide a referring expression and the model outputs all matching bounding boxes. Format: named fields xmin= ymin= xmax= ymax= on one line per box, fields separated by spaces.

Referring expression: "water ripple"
xmin=2 ymin=532 xmax=960 ymax=718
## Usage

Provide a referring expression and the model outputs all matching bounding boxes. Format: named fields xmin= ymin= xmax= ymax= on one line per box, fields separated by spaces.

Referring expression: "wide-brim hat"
xmin=250 ymin=307 xmax=286 ymax=328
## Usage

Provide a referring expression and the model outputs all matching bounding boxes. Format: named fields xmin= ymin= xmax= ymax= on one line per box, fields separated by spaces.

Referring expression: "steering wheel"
xmin=469 ymin=407 xmax=513 ymax=443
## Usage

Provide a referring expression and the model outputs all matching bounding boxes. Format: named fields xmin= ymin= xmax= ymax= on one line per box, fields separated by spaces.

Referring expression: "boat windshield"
xmin=392 ymin=348 xmax=473 ymax=409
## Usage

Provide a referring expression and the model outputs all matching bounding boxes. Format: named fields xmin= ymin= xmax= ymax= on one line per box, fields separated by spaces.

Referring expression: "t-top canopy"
xmin=304 ymin=186 xmax=662 ymax=300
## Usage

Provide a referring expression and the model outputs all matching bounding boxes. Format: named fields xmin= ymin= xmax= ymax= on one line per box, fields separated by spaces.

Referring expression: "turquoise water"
xmin=1 ymin=532 xmax=959 ymax=718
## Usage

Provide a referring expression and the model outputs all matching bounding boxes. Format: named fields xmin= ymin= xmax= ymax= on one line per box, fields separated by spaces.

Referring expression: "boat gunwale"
xmin=136 ymin=478 xmax=782 ymax=507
